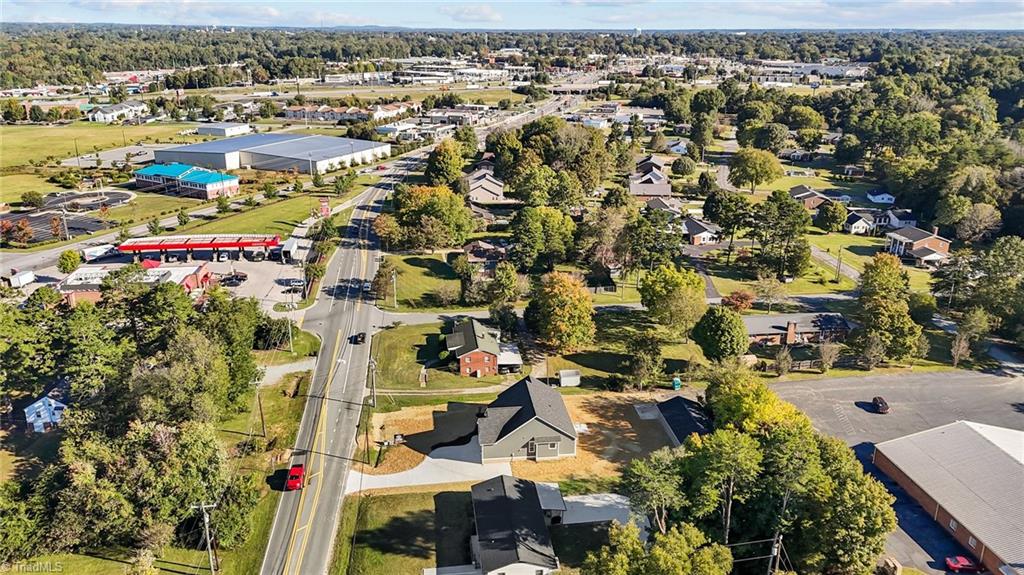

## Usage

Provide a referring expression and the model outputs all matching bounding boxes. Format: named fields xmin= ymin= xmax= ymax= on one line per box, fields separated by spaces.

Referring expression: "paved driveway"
xmin=344 ymin=436 xmax=511 ymax=494
xmin=774 ymin=370 xmax=1024 ymax=573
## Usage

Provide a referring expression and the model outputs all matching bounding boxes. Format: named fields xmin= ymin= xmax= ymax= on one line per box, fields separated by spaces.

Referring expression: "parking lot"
xmin=204 ymin=254 xmax=306 ymax=312
xmin=774 ymin=371 xmax=1024 ymax=573
xmin=60 ymin=143 xmax=175 ymax=169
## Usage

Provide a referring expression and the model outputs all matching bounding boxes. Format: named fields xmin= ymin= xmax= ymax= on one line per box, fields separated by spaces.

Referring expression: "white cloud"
xmin=440 ymin=3 xmax=503 ymax=22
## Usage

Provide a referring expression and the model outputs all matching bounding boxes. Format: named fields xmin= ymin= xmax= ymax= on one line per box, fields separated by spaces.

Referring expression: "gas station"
xmin=117 ymin=234 xmax=281 ymax=262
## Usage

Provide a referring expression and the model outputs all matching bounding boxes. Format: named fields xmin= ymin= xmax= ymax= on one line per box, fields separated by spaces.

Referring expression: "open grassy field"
xmin=330 ymin=489 xmax=475 ymax=575
xmin=0 ymin=173 xmax=60 ymax=205
xmin=806 ymin=230 xmax=934 ymax=292
xmin=186 ymin=193 xmax=339 ymax=236
xmin=380 ymin=252 xmax=464 ymax=311
xmin=21 ymin=370 xmax=313 ymax=575
xmin=705 ymin=252 xmax=857 ymax=296
xmin=0 ymin=122 xmax=202 ymax=168
xmin=545 ymin=309 xmax=705 ymax=389
xmin=370 ymin=322 xmax=504 ymax=390
xmin=104 ymin=190 xmax=203 ymax=225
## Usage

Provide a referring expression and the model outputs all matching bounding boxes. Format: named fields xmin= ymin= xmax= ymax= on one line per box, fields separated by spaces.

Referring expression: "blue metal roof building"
xmin=134 ymin=163 xmax=239 ymax=200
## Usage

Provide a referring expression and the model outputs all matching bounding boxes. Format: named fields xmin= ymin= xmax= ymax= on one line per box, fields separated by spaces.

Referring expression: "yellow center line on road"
xmin=281 ymin=330 xmax=342 ymax=575
xmin=290 ymin=186 xmax=378 ymax=573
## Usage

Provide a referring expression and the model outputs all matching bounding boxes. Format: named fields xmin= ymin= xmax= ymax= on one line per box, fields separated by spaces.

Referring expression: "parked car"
xmin=215 ymin=252 xmax=230 ymax=262
xmin=233 ymin=271 xmax=248 ymax=281
xmin=353 ymin=332 xmax=366 ymax=345
xmin=376 ymin=164 xmax=388 ymax=171
xmin=166 ymin=253 xmax=180 ymax=263
xmin=288 ymin=278 xmax=306 ymax=287
xmin=283 ymin=286 xmax=303 ymax=294
xmin=284 ymin=464 xmax=305 ymax=491
xmin=945 ymin=556 xmax=983 ymax=573
xmin=872 ymin=396 xmax=891 ymax=414
xmin=220 ymin=277 xmax=241 ymax=287
xmin=361 ymin=280 xmax=373 ymax=293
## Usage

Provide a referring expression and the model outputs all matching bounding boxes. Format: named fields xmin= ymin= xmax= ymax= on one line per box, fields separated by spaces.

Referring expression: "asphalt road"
xmin=259 ymin=97 xmax=574 ymax=575
xmin=774 ymin=370 xmax=1024 ymax=573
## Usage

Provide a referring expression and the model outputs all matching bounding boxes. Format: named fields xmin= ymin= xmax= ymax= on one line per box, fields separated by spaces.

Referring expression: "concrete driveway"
xmin=774 ymin=370 xmax=1024 ymax=573
xmin=344 ymin=436 xmax=511 ymax=494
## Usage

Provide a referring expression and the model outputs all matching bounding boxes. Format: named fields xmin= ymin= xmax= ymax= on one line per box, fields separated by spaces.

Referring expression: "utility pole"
xmin=74 ymin=139 xmax=82 ymax=169
xmin=256 ymin=390 xmax=267 ymax=437
xmin=60 ymin=208 xmax=70 ymax=241
xmin=834 ymin=245 xmax=843 ymax=283
xmin=392 ymin=269 xmax=397 ymax=309
xmin=368 ymin=357 xmax=378 ymax=408
xmin=192 ymin=502 xmax=218 ymax=575
xmin=287 ymin=302 xmax=294 ymax=352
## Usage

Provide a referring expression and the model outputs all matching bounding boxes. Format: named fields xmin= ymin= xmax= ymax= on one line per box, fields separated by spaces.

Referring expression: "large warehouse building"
xmin=154 ymin=133 xmax=391 ymax=174
xmin=873 ymin=421 xmax=1024 ymax=575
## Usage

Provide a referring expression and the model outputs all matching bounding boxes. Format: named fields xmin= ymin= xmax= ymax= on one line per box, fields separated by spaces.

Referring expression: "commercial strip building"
xmin=873 ymin=421 xmax=1024 ymax=575
xmin=134 ymin=163 xmax=240 ymax=200
xmin=154 ymin=133 xmax=391 ymax=174
xmin=58 ymin=262 xmax=212 ymax=306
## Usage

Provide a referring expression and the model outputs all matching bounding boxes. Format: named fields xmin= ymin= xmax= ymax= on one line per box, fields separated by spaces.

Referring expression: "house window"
xmin=548 ymin=443 xmax=556 ymax=449
xmin=484 ymin=356 xmax=490 ymax=363
xmin=968 ymin=536 xmax=977 ymax=549
xmin=536 ymin=571 xmax=544 ymax=575
xmin=949 ymin=518 xmax=958 ymax=532
xmin=465 ymin=368 xmax=471 ymax=374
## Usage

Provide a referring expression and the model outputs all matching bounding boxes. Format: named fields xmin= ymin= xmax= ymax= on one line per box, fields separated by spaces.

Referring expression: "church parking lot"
xmin=773 ymin=371 xmax=1024 ymax=574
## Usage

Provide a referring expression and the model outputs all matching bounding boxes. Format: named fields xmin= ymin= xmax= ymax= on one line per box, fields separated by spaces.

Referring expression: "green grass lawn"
xmin=0 ymin=173 xmax=61 ymax=205
xmin=186 ymin=193 xmax=340 ymax=236
xmin=546 ymin=309 xmax=705 ymax=389
xmin=806 ymin=230 xmax=934 ymax=292
xmin=0 ymin=122 xmax=203 ymax=168
xmin=330 ymin=489 xmax=475 ymax=575
xmin=104 ymin=190 xmax=203 ymax=226
xmin=24 ymin=371 xmax=313 ymax=575
xmin=370 ymin=322 xmax=504 ymax=390
xmin=705 ymin=252 xmax=857 ymax=296
xmin=380 ymin=252 xmax=466 ymax=311
xmin=550 ymin=522 xmax=611 ymax=574
xmin=254 ymin=328 xmax=320 ymax=366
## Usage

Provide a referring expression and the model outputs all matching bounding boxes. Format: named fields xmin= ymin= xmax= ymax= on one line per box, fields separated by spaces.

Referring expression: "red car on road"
xmin=284 ymin=464 xmax=305 ymax=491
xmin=945 ymin=556 xmax=983 ymax=573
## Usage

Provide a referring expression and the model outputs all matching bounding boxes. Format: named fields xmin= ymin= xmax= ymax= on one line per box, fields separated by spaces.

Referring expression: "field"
xmin=20 ymin=370 xmax=313 ymax=575
xmin=0 ymin=122 xmax=202 ymax=168
xmin=545 ymin=309 xmax=706 ymax=389
xmin=705 ymin=252 xmax=857 ymax=296
xmin=382 ymin=252 xmax=465 ymax=311
xmin=0 ymin=173 xmax=60 ymax=205
xmin=330 ymin=489 xmax=476 ymax=575
xmin=186 ymin=193 xmax=340 ymax=236
xmin=104 ymin=190 xmax=203 ymax=225
xmin=806 ymin=230 xmax=934 ymax=291
xmin=370 ymin=322 xmax=504 ymax=390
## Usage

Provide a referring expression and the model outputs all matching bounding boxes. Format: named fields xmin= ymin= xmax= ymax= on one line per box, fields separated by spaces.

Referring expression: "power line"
xmin=191 ymin=502 xmax=219 ymax=575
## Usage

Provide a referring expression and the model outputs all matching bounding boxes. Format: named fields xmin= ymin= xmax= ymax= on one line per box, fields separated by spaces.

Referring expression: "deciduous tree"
xmin=524 ymin=272 xmax=594 ymax=353
xmin=638 ymin=265 xmax=707 ymax=338
xmin=728 ymin=147 xmax=783 ymax=194
xmin=692 ymin=307 xmax=748 ymax=362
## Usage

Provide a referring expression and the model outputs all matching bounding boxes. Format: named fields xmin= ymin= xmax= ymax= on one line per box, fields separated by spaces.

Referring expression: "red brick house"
xmin=885 ymin=226 xmax=950 ymax=267
xmin=742 ymin=312 xmax=850 ymax=345
xmin=443 ymin=318 xmax=502 ymax=377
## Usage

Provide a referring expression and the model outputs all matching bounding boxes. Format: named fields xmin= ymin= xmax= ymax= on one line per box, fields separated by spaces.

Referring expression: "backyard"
xmin=704 ymin=251 xmax=858 ymax=296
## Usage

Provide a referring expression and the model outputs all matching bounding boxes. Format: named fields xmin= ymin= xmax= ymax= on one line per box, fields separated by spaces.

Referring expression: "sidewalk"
xmin=257 ymin=358 xmax=318 ymax=388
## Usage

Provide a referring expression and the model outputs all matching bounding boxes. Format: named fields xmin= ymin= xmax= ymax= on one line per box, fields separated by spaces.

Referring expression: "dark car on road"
xmin=352 ymin=332 xmax=366 ymax=345
xmin=872 ymin=396 xmax=891 ymax=414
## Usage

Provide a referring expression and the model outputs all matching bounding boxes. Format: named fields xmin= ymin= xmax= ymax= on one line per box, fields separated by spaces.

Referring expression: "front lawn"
xmin=705 ymin=252 xmax=857 ymax=296
xmin=370 ymin=322 xmax=504 ymax=390
xmin=380 ymin=252 xmax=466 ymax=311
xmin=330 ymin=489 xmax=475 ymax=575
xmin=253 ymin=328 xmax=320 ymax=366
xmin=104 ymin=190 xmax=203 ymax=226
xmin=185 ymin=193 xmax=341 ymax=236
xmin=806 ymin=230 xmax=933 ymax=292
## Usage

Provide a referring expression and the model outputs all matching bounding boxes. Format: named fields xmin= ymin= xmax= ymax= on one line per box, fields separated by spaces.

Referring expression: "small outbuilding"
xmin=556 ymin=369 xmax=581 ymax=387
xmin=24 ymin=388 xmax=68 ymax=433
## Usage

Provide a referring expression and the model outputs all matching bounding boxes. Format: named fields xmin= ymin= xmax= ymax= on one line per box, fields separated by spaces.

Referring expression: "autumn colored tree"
xmin=525 ymin=272 xmax=595 ymax=353
xmin=721 ymin=290 xmax=755 ymax=312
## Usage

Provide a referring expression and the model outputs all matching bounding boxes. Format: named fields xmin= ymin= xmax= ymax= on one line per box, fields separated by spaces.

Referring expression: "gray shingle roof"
xmin=628 ymin=181 xmax=672 ymax=197
xmin=875 ymin=421 xmax=1024 ymax=574
xmin=478 ymin=376 xmax=576 ymax=445
xmin=446 ymin=318 xmax=500 ymax=358
xmin=683 ymin=216 xmax=720 ymax=237
xmin=741 ymin=312 xmax=849 ymax=336
xmin=471 ymin=475 xmax=559 ymax=573
xmin=658 ymin=396 xmax=709 ymax=444
xmin=886 ymin=225 xmax=942 ymax=243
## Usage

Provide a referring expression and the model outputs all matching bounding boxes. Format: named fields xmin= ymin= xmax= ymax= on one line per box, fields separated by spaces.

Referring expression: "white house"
xmin=879 ymin=208 xmax=917 ymax=229
xmin=87 ymin=100 xmax=148 ymax=123
xmin=24 ymin=393 xmax=67 ymax=433
xmin=844 ymin=211 xmax=877 ymax=235
xmin=867 ymin=191 xmax=896 ymax=204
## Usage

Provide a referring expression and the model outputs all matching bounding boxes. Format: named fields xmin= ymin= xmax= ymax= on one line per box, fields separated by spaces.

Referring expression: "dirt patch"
xmin=511 ymin=391 xmax=671 ymax=483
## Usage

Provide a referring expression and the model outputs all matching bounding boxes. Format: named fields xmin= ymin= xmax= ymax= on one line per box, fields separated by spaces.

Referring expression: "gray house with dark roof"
xmin=470 ymin=475 xmax=561 ymax=575
xmin=478 ymin=377 xmax=576 ymax=462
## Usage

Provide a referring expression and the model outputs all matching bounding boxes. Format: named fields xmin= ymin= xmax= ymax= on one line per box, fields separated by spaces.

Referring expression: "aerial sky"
xmin=3 ymin=0 xmax=1022 ymax=30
